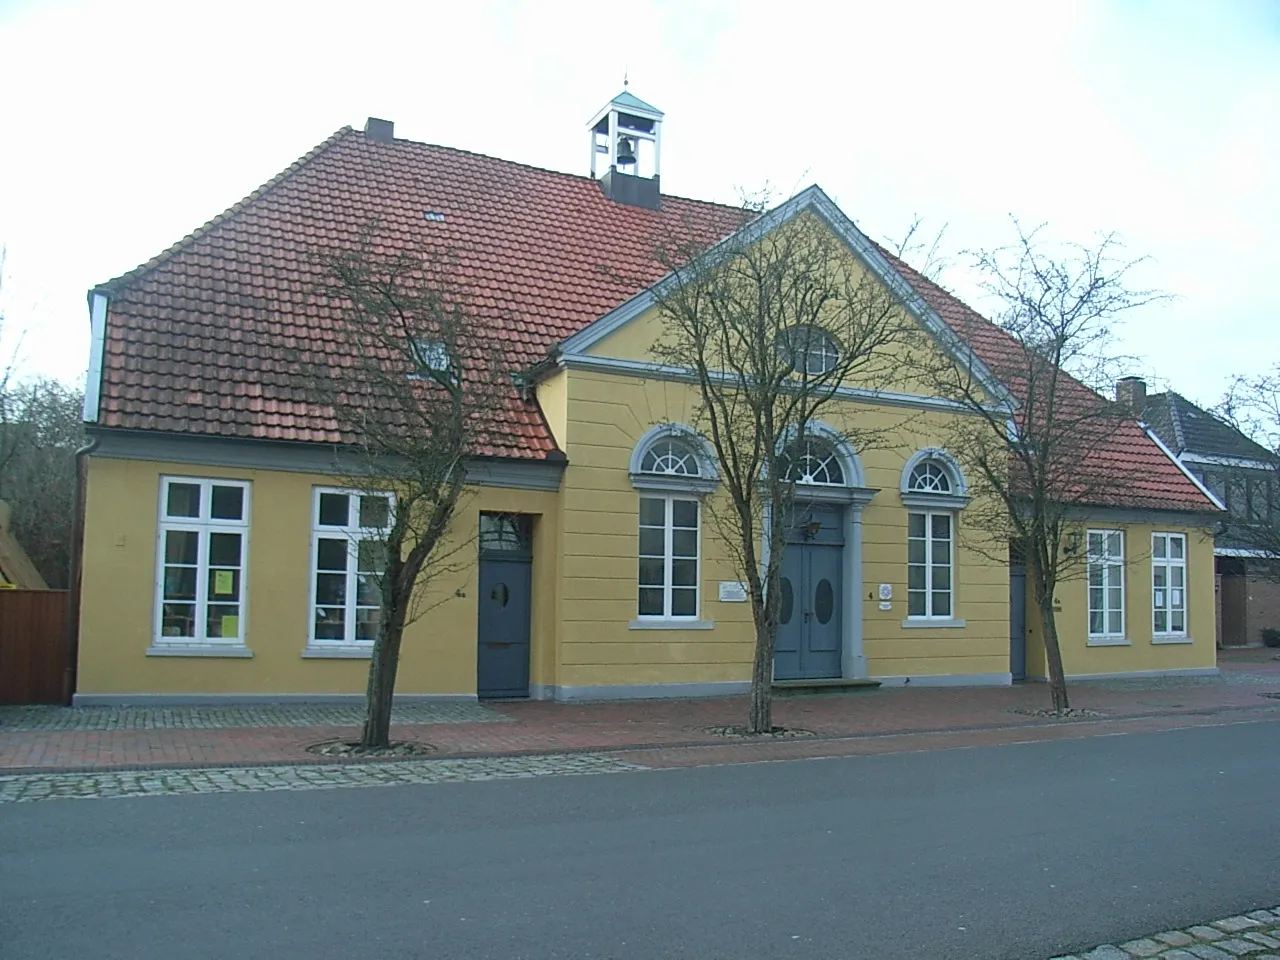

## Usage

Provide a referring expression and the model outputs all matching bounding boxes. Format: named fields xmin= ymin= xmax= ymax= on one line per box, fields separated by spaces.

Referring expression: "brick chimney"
xmin=1115 ymin=376 xmax=1147 ymax=413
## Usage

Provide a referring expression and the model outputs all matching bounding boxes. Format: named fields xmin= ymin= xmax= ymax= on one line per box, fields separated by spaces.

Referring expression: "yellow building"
xmin=73 ymin=91 xmax=1221 ymax=704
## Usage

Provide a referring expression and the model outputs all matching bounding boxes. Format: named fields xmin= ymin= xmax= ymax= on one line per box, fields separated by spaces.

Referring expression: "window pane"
xmin=166 ymin=483 xmax=201 ymax=518
xmin=1154 ymin=610 xmax=1167 ymax=633
xmin=908 ymin=513 xmax=926 ymax=538
xmin=778 ymin=577 xmax=794 ymax=624
xmin=638 ymin=587 xmax=664 ymax=616
xmin=671 ymin=588 xmax=697 ymax=617
xmin=931 ymin=514 xmax=951 ymax=539
xmin=358 ymin=539 xmax=387 ymax=574
xmin=315 ymin=572 xmax=346 ymax=606
xmin=1171 ymin=611 xmax=1185 ymax=632
xmin=638 ymin=528 xmax=665 ymax=557
xmin=932 ymin=566 xmax=951 ymax=591
xmin=1108 ymin=586 xmax=1123 ymax=612
xmin=671 ymin=499 xmax=698 ymax=528
xmin=1089 ymin=587 xmax=1103 ymax=612
xmin=908 ymin=566 xmax=926 ymax=591
xmin=208 ymin=532 xmax=241 ymax=568
xmin=355 ymin=607 xmax=381 ymax=641
xmin=1107 ymin=611 xmax=1123 ymax=634
xmin=908 ymin=591 xmax=926 ymax=616
xmin=163 ymin=566 xmax=197 ymax=601
xmin=639 ymin=497 xmax=665 ymax=527
xmin=210 ymin=485 xmax=244 ymax=521
xmin=1089 ymin=609 xmax=1103 ymax=634
xmin=932 ymin=591 xmax=951 ymax=617
xmin=161 ymin=602 xmax=196 ymax=637
xmin=1171 ymin=566 xmax=1184 ymax=588
xmin=1088 ymin=532 xmax=1103 ymax=554
xmin=1170 ymin=537 xmax=1184 ymax=559
xmin=1152 ymin=536 xmax=1167 ymax=559
xmin=206 ymin=604 xmax=240 ymax=638
xmin=1106 ymin=532 xmax=1122 ymax=556
xmin=638 ymin=558 xmax=665 ymax=586
xmin=314 ymin=607 xmax=345 ymax=640
xmin=165 ymin=529 xmax=199 ymax=565
xmin=672 ymin=529 xmax=697 ymax=558
xmin=931 ymin=540 xmax=950 ymax=565
xmin=359 ymin=495 xmax=390 ymax=529
xmin=671 ymin=559 xmax=697 ymax=587
xmin=1153 ymin=567 xmax=1167 ymax=588
xmin=1088 ymin=564 xmax=1104 ymax=587
xmin=208 ymin=567 xmax=240 ymax=602
xmin=356 ymin=573 xmax=381 ymax=607
xmin=317 ymin=538 xmax=348 ymax=571
xmin=908 ymin=539 xmax=926 ymax=565
xmin=318 ymin=493 xmax=349 ymax=526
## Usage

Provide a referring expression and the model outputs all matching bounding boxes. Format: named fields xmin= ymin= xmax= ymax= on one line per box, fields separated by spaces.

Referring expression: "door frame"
xmin=476 ymin=513 xmax=534 ymax=699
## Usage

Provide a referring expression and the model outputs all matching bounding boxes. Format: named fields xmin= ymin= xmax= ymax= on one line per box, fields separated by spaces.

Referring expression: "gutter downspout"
xmin=63 ymin=436 xmax=98 ymax=706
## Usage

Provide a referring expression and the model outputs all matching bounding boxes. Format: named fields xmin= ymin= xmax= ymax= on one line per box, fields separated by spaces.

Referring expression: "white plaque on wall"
xmin=718 ymin=581 xmax=749 ymax=602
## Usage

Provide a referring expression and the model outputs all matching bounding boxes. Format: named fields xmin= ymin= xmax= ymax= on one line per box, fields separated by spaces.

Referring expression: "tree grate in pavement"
xmin=0 ymin=701 xmax=510 ymax=731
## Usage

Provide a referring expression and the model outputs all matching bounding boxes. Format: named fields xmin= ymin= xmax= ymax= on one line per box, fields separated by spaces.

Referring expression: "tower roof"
xmin=608 ymin=89 xmax=663 ymax=118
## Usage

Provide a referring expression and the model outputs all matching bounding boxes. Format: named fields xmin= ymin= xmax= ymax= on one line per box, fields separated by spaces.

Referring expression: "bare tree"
xmin=916 ymin=220 xmax=1163 ymax=711
xmin=885 ymin=214 xmax=952 ymax=284
xmin=651 ymin=208 xmax=916 ymax=734
xmin=304 ymin=233 xmax=509 ymax=748
xmin=1218 ymin=365 xmax=1280 ymax=572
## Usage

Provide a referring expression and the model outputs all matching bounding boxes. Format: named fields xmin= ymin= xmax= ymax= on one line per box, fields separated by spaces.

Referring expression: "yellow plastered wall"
xmin=1022 ymin=523 xmax=1216 ymax=677
xmin=77 ymin=457 xmax=559 ymax=696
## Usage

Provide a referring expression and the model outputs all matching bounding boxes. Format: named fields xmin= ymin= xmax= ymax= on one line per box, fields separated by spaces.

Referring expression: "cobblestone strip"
xmin=0 ymin=753 xmax=649 ymax=803
xmin=1051 ymin=908 xmax=1280 ymax=960
xmin=0 ymin=702 xmax=508 ymax=731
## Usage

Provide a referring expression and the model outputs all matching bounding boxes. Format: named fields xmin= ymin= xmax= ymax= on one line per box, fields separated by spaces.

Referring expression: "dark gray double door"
xmin=774 ymin=503 xmax=844 ymax=681
xmin=477 ymin=514 xmax=533 ymax=699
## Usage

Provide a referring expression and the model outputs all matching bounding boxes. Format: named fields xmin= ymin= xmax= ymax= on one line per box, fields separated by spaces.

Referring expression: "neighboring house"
xmin=73 ymin=91 xmax=1222 ymax=704
xmin=0 ymin=501 xmax=49 ymax=589
xmin=1122 ymin=377 xmax=1280 ymax=646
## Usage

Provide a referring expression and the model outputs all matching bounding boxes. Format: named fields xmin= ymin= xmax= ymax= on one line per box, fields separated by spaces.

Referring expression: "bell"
xmin=615 ymin=135 xmax=638 ymax=166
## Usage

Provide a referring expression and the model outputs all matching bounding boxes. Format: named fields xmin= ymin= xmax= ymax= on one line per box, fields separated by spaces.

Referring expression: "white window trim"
xmin=152 ymin=476 xmax=251 ymax=651
xmin=1151 ymin=532 xmax=1189 ymax=642
xmin=906 ymin=509 xmax=955 ymax=621
xmin=306 ymin=487 xmax=395 ymax=652
xmin=1086 ymin=528 xmax=1126 ymax=644
xmin=635 ymin=493 xmax=702 ymax=624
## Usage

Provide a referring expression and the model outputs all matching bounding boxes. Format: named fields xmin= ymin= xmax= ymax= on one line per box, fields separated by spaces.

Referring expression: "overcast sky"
xmin=0 ymin=0 xmax=1276 ymax=409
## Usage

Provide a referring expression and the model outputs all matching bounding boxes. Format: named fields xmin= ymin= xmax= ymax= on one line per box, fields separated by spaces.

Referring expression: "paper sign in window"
xmin=214 ymin=570 xmax=234 ymax=595
xmin=221 ymin=615 xmax=239 ymax=637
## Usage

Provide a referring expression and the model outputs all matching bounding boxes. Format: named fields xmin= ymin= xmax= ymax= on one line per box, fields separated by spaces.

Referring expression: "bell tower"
xmin=588 ymin=85 xmax=663 ymax=210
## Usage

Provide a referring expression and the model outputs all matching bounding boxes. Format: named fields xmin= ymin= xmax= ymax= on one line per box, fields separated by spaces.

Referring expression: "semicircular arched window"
xmin=907 ymin=460 xmax=952 ymax=494
xmin=639 ymin=437 xmax=702 ymax=477
xmin=783 ymin=437 xmax=845 ymax=486
xmin=776 ymin=325 xmax=841 ymax=376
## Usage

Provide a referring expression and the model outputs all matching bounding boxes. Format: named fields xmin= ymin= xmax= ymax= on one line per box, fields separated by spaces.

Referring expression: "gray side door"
xmin=774 ymin=503 xmax=843 ymax=681
xmin=1009 ymin=565 xmax=1027 ymax=681
xmin=477 ymin=514 xmax=532 ymax=699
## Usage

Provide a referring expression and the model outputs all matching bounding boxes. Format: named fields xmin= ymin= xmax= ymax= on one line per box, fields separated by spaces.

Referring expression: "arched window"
xmin=907 ymin=460 xmax=952 ymax=494
xmin=639 ymin=437 xmax=702 ymax=478
xmin=899 ymin=449 xmax=969 ymax=624
xmin=776 ymin=325 xmax=841 ymax=376
xmin=783 ymin=437 xmax=845 ymax=486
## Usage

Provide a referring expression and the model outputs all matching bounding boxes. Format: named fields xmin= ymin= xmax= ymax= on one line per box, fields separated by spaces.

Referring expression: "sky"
xmin=0 ymin=0 xmax=1276 ymax=410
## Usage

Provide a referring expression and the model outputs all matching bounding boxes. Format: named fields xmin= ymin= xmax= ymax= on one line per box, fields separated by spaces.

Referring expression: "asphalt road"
xmin=2 ymin=720 xmax=1277 ymax=960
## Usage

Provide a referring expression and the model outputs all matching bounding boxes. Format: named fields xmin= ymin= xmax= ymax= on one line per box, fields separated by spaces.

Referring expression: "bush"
xmin=1262 ymin=628 xmax=1280 ymax=648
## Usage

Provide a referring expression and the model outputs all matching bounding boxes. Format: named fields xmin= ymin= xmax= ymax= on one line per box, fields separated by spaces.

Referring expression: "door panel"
xmin=773 ymin=548 xmax=805 ymax=680
xmin=477 ymin=558 xmax=532 ymax=698
xmin=773 ymin=535 xmax=842 ymax=681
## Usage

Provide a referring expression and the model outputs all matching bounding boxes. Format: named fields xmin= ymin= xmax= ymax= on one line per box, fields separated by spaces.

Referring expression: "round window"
xmin=491 ymin=583 xmax=509 ymax=607
xmin=778 ymin=577 xmax=794 ymax=625
xmin=814 ymin=579 xmax=834 ymax=625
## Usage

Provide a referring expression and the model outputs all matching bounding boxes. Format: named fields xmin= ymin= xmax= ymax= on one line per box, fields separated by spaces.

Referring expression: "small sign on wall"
xmin=878 ymin=584 xmax=893 ymax=600
xmin=718 ymin=581 xmax=749 ymax=602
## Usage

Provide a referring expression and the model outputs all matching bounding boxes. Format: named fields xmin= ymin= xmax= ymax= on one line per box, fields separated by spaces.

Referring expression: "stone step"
xmin=771 ymin=678 xmax=882 ymax=696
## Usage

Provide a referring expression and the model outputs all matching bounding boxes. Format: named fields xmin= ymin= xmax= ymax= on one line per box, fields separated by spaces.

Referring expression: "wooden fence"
xmin=0 ymin=589 xmax=70 ymax=705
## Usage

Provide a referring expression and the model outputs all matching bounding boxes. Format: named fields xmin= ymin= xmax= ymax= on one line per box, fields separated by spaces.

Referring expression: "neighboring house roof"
xmin=1141 ymin=391 xmax=1275 ymax=463
xmin=0 ymin=502 xmax=48 ymax=590
xmin=91 ymin=124 xmax=1217 ymax=513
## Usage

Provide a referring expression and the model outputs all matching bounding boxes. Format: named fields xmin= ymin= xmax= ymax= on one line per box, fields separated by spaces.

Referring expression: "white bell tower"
xmin=588 ymin=85 xmax=664 ymax=209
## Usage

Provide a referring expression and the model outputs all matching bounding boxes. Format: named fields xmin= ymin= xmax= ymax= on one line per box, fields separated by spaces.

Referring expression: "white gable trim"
xmin=556 ymin=185 xmax=1015 ymax=410
xmin=1141 ymin=425 xmax=1226 ymax=512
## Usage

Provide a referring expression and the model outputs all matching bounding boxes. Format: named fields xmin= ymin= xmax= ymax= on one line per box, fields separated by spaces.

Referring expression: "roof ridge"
xmin=97 ymin=126 xmax=357 ymax=294
xmin=387 ymin=135 xmax=746 ymax=215
xmin=1167 ymin=393 xmax=1188 ymax=453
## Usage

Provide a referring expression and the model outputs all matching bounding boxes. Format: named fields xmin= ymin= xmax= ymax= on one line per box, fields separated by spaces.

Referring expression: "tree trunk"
xmin=748 ymin=618 xmax=774 ymax=733
xmin=1038 ymin=597 xmax=1070 ymax=712
xmin=361 ymin=601 xmax=408 ymax=748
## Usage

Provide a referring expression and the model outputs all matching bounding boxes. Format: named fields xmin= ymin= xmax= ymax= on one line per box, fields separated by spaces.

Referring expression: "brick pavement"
xmin=2 ymin=650 xmax=1276 ymax=777
xmin=1055 ymin=908 xmax=1280 ymax=959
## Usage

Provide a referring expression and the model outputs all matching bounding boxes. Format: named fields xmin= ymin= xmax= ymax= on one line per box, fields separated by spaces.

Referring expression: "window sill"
xmin=301 ymin=644 xmax=374 ymax=659
xmin=146 ymin=644 xmax=253 ymax=658
xmin=629 ymin=618 xmax=715 ymax=631
xmin=1151 ymin=635 xmax=1193 ymax=645
xmin=1086 ymin=636 xmax=1131 ymax=647
xmin=900 ymin=618 xmax=967 ymax=629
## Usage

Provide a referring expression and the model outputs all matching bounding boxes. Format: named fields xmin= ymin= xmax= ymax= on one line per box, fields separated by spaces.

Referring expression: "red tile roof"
xmin=95 ymin=125 xmax=1216 ymax=512
xmin=96 ymin=126 xmax=745 ymax=458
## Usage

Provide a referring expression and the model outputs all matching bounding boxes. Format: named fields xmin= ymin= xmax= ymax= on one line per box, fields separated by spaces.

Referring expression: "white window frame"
xmin=308 ymin=487 xmax=395 ymax=648
xmin=636 ymin=494 xmax=701 ymax=621
xmin=1151 ymin=532 xmax=1189 ymax=642
xmin=906 ymin=510 xmax=954 ymax=620
xmin=1087 ymin=529 xmax=1127 ymax=645
xmin=153 ymin=477 xmax=251 ymax=648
